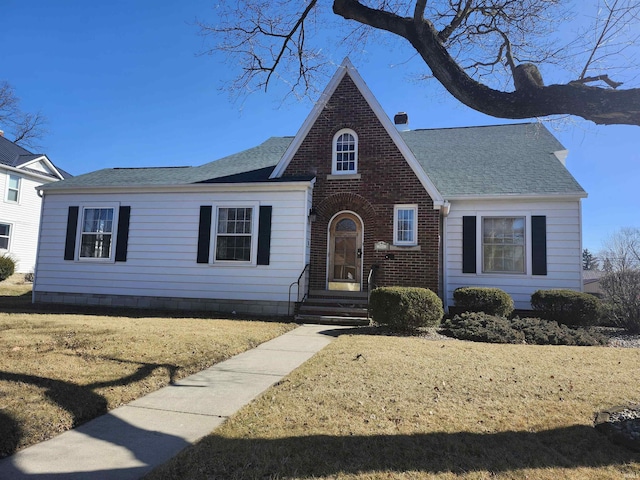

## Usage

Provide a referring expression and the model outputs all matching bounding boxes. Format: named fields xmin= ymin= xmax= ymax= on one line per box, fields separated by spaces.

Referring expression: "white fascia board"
xmin=268 ymin=58 xmax=446 ymax=208
xmin=269 ymin=60 xmax=351 ymax=179
xmin=20 ymin=155 xmax=65 ymax=180
xmin=38 ymin=179 xmax=315 ymax=195
xmin=343 ymin=61 xmax=445 ymax=208
xmin=445 ymin=192 xmax=588 ymax=201
xmin=2 ymin=163 xmax=59 ymax=183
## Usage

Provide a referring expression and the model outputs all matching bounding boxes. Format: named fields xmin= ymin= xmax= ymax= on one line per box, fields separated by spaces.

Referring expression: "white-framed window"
xmin=214 ymin=206 xmax=255 ymax=263
xmin=393 ymin=204 xmax=418 ymax=246
xmin=482 ymin=216 xmax=525 ymax=273
xmin=0 ymin=223 xmax=11 ymax=250
xmin=6 ymin=174 xmax=20 ymax=203
xmin=332 ymin=129 xmax=358 ymax=174
xmin=79 ymin=207 xmax=115 ymax=260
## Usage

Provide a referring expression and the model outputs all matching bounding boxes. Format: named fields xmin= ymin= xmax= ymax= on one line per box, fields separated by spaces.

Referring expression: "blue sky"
xmin=3 ymin=1 xmax=638 ymax=254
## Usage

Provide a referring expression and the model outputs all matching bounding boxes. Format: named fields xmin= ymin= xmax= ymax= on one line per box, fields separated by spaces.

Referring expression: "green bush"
xmin=0 ymin=254 xmax=16 ymax=281
xmin=453 ymin=287 xmax=514 ymax=317
xmin=530 ymin=289 xmax=601 ymax=326
xmin=441 ymin=312 xmax=606 ymax=346
xmin=370 ymin=286 xmax=443 ymax=331
xmin=511 ymin=317 xmax=607 ymax=346
xmin=441 ymin=312 xmax=524 ymax=344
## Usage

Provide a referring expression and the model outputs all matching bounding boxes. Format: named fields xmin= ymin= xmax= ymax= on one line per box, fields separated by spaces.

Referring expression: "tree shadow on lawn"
xmin=164 ymin=427 xmax=640 ymax=478
xmin=0 ymin=358 xmax=180 ymax=458
xmin=316 ymin=325 xmax=429 ymax=338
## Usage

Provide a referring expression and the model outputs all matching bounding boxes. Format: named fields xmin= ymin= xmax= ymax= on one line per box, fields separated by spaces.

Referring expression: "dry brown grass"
xmin=149 ymin=330 xmax=640 ymax=479
xmin=0 ymin=276 xmax=295 ymax=458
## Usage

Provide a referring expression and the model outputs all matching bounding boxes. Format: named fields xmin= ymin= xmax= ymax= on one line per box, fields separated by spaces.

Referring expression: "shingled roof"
xmin=401 ymin=123 xmax=585 ymax=197
xmin=40 ymin=123 xmax=585 ymax=198
xmin=0 ymin=135 xmax=71 ymax=179
xmin=41 ymin=136 xmax=296 ymax=191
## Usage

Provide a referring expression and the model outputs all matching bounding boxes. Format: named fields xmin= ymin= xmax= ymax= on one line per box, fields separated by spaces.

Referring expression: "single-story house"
xmin=33 ymin=59 xmax=586 ymax=315
xmin=0 ymin=133 xmax=70 ymax=273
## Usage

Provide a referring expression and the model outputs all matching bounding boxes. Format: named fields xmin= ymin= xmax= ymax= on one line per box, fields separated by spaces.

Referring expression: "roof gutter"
xmin=37 ymin=178 xmax=316 ymax=195
xmin=435 ymin=201 xmax=451 ymax=216
xmin=444 ymin=192 xmax=588 ymax=201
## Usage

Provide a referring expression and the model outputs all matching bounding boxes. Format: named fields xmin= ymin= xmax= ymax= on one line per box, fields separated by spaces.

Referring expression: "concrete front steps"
xmin=295 ymin=290 xmax=370 ymax=326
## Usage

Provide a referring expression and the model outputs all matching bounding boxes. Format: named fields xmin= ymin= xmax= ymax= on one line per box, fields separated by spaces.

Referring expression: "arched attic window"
xmin=332 ymin=129 xmax=358 ymax=174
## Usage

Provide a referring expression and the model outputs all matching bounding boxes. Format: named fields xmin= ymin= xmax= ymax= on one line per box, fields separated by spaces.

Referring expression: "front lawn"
xmin=0 ymin=276 xmax=295 ymax=457
xmin=149 ymin=330 xmax=640 ymax=479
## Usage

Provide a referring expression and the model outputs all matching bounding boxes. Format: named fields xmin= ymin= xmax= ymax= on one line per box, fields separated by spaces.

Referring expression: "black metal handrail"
xmin=288 ymin=263 xmax=310 ymax=316
xmin=367 ymin=264 xmax=379 ymax=319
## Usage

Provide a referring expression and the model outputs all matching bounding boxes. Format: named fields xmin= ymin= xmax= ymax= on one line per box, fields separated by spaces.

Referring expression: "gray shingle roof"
xmin=42 ymin=137 xmax=294 ymax=191
xmin=400 ymin=123 xmax=584 ymax=197
xmin=41 ymin=123 xmax=585 ymax=198
xmin=0 ymin=135 xmax=72 ymax=179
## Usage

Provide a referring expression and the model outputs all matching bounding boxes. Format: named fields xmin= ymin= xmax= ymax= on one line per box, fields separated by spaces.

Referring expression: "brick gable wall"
xmin=282 ymin=74 xmax=440 ymax=294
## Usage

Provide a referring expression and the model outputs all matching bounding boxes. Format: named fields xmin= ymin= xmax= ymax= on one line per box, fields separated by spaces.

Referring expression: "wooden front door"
xmin=328 ymin=212 xmax=362 ymax=291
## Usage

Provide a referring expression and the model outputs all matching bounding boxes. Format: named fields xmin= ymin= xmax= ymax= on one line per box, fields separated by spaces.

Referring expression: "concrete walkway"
xmin=0 ymin=324 xmax=349 ymax=479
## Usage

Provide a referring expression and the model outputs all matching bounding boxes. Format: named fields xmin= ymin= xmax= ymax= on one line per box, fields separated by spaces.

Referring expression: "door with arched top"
xmin=328 ymin=212 xmax=363 ymax=291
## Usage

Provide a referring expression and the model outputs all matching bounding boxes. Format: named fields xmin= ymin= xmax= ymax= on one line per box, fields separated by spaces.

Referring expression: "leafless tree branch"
xmin=200 ymin=0 xmax=640 ymax=126
xmin=0 ymin=81 xmax=48 ymax=149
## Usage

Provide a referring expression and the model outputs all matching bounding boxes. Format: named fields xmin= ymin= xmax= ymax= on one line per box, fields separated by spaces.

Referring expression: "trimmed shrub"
xmin=441 ymin=312 xmax=606 ymax=346
xmin=0 ymin=254 xmax=16 ymax=282
xmin=453 ymin=287 xmax=514 ymax=317
xmin=370 ymin=286 xmax=443 ymax=331
xmin=24 ymin=271 xmax=35 ymax=283
xmin=441 ymin=312 xmax=524 ymax=344
xmin=531 ymin=289 xmax=600 ymax=326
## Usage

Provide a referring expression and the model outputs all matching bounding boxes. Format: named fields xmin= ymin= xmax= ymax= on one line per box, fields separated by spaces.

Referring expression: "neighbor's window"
xmin=80 ymin=208 xmax=114 ymax=259
xmin=0 ymin=223 xmax=10 ymax=250
xmin=483 ymin=217 xmax=525 ymax=273
xmin=332 ymin=129 xmax=358 ymax=174
xmin=6 ymin=175 xmax=20 ymax=203
xmin=215 ymin=207 xmax=253 ymax=262
xmin=394 ymin=205 xmax=418 ymax=246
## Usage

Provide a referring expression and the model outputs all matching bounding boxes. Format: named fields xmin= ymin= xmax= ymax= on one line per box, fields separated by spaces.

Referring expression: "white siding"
xmin=444 ymin=199 xmax=583 ymax=310
xmin=34 ymin=188 xmax=311 ymax=302
xmin=24 ymin=159 xmax=56 ymax=176
xmin=0 ymin=170 xmax=51 ymax=273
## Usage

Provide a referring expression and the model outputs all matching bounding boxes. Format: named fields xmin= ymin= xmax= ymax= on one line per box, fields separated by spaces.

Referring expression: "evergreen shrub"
xmin=441 ymin=312 xmax=606 ymax=346
xmin=453 ymin=287 xmax=514 ymax=317
xmin=370 ymin=286 xmax=443 ymax=331
xmin=530 ymin=289 xmax=600 ymax=326
xmin=0 ymin=255 xmax=16 ymax=282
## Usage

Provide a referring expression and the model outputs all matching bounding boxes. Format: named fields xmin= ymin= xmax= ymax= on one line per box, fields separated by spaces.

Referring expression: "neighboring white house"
xmin=0 ymin=133 xmax=70 ymax=273
xmin=33 ymin=59 xmax=586 ymax=314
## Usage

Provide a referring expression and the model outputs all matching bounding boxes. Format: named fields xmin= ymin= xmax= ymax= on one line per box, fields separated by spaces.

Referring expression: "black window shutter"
xmin=64 ymin=206 xmax=79 ymax=260
xmin=462 ymin=216 xmax=477 ymax=274
xmin=197 ymin=206 xmax=212 ymax=264
xmin=257 ymin=206 xmax=272 ymax=266
xmin=532 ymin=215 xmax=547 ymax=275
xmin=115 ymin=206 xmax=131 ymax=262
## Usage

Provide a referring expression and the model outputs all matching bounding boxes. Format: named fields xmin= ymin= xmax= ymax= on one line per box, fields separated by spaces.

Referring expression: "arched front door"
xmin=328 ymin=212 xmax=363 ymax=291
